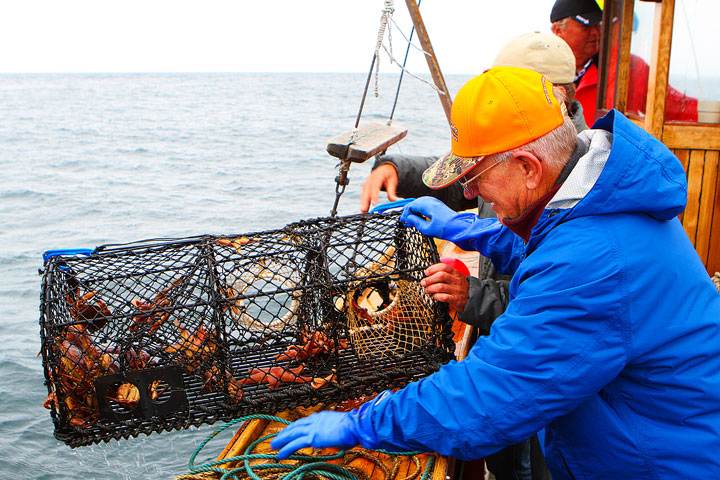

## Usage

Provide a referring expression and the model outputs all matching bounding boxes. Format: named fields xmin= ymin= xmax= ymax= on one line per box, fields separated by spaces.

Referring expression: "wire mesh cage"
xmin=38 ymin=211 xmax=456 ymax=447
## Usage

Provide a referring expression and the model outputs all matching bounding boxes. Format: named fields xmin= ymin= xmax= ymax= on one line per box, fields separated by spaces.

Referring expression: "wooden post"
xmin=404 ymin=0 xmax=453 ymax=125
xmin=596 ymin=0 xmax=614 ymax=118
xmin=614 ymin=0 xmax=636 ymax=115
xmin=645 ymin=0 xmax=675 ymax=139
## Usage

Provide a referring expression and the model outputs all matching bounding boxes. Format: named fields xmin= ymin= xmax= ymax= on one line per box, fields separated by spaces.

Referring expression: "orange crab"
xmin=65 ymin=288 xmax=111 ymax=332
xmin=276 ymin=329 xmax=348 ymax=363
xmin=127 ymin=276 xmax=184 ymax=333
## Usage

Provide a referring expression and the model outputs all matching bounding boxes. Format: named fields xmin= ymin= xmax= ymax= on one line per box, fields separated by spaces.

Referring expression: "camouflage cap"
xmin=422 ymin=67 xmax=564 ymax=189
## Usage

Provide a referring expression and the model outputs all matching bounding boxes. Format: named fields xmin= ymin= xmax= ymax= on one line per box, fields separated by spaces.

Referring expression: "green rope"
xmin=347 ymin=126 xmax=388 ymax=144
xmin=419 ymin=455 xmax=435 ymax=480
xmin=178 ymin=414 xmax=435 ymax=480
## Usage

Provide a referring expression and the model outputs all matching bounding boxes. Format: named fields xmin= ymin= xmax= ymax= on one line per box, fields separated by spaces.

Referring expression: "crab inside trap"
xmin=38 ymin=211 xmax=456 ymax=447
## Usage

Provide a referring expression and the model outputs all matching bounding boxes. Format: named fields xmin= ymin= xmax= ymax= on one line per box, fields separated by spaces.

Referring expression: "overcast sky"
xmin=0 ymin=0 xmax=557 ymax=74
xmin=1 ymin=0 xmax=715 ymax=85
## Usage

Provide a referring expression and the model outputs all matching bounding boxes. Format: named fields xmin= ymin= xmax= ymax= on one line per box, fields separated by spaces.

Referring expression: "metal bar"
xmin=356 ymin=53 xmax=378 ymax=129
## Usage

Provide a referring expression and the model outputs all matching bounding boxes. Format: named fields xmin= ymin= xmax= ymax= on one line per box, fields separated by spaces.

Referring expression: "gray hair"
xmin=556 ymin=82 xmax=577 ymax=107
xmin=484 ymin=86 xmax=578 ymax=172
xmin=553 ymin=18 xmax=570 ymax=30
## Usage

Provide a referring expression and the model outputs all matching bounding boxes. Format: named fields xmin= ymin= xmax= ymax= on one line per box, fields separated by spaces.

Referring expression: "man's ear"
xmin=512 ymin=150 xmax=543 ymax=190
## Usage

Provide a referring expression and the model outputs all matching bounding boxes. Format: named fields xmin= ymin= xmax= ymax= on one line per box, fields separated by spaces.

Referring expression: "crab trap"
xmin=38 ymin=211 xmax=456 ymax=447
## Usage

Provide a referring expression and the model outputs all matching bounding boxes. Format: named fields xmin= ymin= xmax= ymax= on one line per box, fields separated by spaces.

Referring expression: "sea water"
xmin=0 ymin=72 xmax=471 ymax=479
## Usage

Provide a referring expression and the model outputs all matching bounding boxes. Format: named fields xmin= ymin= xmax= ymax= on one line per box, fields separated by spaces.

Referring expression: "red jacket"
xmin=575 ymin=62 xmax=599 ymax=126
xmin=575 ymin=55 xmax=698 ymax=125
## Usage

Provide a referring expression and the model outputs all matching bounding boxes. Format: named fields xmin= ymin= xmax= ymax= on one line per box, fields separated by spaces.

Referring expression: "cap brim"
xmin=573 ymin=10 xmax=602 ymax=25
xmin=422 ymin=152 xmax=485 ymax=190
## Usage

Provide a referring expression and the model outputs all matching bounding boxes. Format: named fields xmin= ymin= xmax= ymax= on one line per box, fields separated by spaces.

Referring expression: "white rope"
xmin=371 ymin=1 xmax=447 ymax=99
xmin=348 ymin=127 xmax=359 ymax=144
xmin=384 ymin=17 xmax=447 ymax=96
xmin=373 ymin=0 xmax=395 ymax=97
xmin=389 ymin=17 xmax=430 ymax=59
xmin=381 ymin=43 xmax=447 ymax=96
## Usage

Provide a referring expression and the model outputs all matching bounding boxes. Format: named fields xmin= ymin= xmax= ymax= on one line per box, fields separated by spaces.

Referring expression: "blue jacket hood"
xmin=526 ymin=109 xmax=688 ymax=253
xmin=558 ymin=110 xmax=687 ymax=221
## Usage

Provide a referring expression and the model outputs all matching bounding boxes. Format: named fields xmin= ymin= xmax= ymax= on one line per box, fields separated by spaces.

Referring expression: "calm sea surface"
xmin=0 ymin=72 xmax=471 ymax=479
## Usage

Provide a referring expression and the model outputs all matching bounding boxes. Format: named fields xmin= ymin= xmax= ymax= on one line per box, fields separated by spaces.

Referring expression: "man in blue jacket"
xmin=271 ymin=67 xmax=720 ymax=479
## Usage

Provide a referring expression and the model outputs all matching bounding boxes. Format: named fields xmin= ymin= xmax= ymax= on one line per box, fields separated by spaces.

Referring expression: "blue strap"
xmin=42 ymin=248 xmax=95 ymax=264
xmin=369 ymin=198 xmax=415 ymax=214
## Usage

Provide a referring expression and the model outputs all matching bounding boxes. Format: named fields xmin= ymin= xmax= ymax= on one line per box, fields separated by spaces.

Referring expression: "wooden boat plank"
xmin=645 ymin=0 xmax=675 ymax=138
xmin=216 ymin=417 xmax=270 ymax=470
xmin=683 ymin=149 xmax=706 ymax=244
xmin=708 ymin=164 xmax=720 ymax=274
xmin=663 ymin=124 xmax=720 ymax=151
xmin=696 ymin=150 xmax=719 ymax=264
xmin=673 ymin=149 xmax=690 ymax=224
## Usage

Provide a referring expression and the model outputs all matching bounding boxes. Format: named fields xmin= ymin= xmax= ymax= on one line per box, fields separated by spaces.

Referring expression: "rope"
xmin=388 ymin=0 xmax=419 ymax=122
xmin=380 ymin=18 xmax=446 ymax=97
xmin=374 ymin=1 xmax=395 ymax=97
xmin=174 ymin=414 xmax=435 ymax=480
xmin=370 ymin=0 xmax=448 ymax=99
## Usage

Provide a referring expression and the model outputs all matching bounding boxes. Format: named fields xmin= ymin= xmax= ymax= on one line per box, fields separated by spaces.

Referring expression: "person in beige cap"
xmin=492 ymin=32 xmax=586 ymax=134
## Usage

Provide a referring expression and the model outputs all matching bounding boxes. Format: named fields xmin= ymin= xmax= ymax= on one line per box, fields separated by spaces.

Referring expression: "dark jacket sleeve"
xmin=570 ymin=99 xmax=589 ymax=133
xmin=458 ymin=276 xmax=510 ymax=335
xmin=373 ymin=154 xmax=476 ymax=211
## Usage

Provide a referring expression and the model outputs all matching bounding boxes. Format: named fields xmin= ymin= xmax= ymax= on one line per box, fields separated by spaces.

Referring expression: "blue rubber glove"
xmin=271 ymin=410 xmax=363 ymax=459
xmin=401 ymin=197 xmax=523 ymax=274
xmin=400 ymin=197 xmax=459 ymax=238
xmin=401 ymin=196 xmax=490 ymax=244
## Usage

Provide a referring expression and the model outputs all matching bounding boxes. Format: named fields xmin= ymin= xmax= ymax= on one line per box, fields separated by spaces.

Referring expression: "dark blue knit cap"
xmin=550 ymin=0 xmax=603 ymax=25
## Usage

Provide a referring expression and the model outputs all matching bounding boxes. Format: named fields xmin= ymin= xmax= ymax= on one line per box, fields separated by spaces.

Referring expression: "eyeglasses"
xmin=459 ymin=158 xmax=504 ymax=195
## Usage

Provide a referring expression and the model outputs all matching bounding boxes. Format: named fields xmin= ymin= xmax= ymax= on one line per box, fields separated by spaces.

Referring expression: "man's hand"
xmin=400 ymin=197 xmax=458 ymax=238
xmin=270 ymin=411 xmax=361 ymax=459
xmin=421 ymin=262 xmax=470 ymax=313
xmin=360 ymin=164 xmax=399 ymax=213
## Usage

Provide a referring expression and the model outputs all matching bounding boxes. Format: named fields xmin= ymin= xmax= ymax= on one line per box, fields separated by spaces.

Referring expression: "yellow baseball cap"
xmin=422 ymin=66 xmax=565 ymax=189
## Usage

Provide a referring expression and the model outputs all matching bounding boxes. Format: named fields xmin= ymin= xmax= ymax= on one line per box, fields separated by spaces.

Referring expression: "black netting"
xmin=38 ymin=212 xmax=455 ymax=447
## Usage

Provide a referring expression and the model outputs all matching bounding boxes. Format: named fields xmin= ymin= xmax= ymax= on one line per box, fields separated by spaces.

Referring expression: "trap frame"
xmin=38 ymin=211 xmax=456 ymax=447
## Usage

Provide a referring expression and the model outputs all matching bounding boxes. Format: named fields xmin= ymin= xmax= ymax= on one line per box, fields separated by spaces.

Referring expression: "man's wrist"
xmin=349 ymin=393 xmax=385 ymax=449
xmin=372 ymin=155 xmax=400 ymax=171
